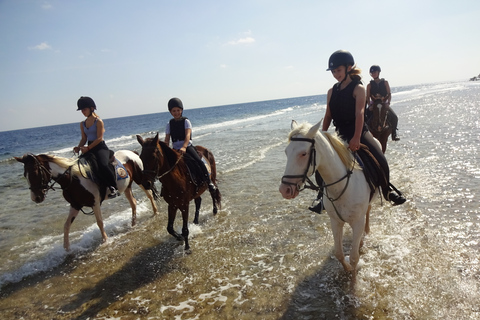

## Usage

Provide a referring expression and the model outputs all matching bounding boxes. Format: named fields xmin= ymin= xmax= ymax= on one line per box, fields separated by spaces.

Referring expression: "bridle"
xmin=281 ymin=137 xmax=318 ymax=192
xmin=25 ymin=154 xmax=73 ymax=198
xmin=25 ymin=154 xmax=56 ymax=197
xmin=141 ymin=145 xmax=183 ymax=183
xmin=280 ymin=136 xmax=356 ymax=222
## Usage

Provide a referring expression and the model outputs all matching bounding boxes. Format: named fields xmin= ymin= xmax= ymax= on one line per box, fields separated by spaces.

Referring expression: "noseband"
xmin=281 ymin=137 xmax=319 ymax=192
xmin=25 ymin=154 xmax=56 ymax=196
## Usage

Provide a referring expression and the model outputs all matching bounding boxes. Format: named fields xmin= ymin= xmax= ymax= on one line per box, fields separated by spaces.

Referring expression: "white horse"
xmin=279 ymin=120 xmax=375 ymax=273
xmin=16 ymin=150 xmax=159 ymax=251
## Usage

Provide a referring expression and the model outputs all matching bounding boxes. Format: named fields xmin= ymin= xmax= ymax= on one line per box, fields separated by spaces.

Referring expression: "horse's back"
xmin=114 ymin=150 xmax=143 ymax=170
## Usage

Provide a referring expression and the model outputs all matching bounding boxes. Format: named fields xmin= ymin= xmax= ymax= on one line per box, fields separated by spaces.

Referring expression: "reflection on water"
xmin=0 ymin=82 xmax=479 ymax=319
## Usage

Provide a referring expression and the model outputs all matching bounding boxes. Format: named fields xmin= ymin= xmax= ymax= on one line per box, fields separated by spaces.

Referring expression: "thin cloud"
xmin=226 ymin=37 xmax=255 ymax=46
xmin=29 ymin=42 xmax=52 ymax=50
xmin=42 ymin=2 xmax=53 ymax=10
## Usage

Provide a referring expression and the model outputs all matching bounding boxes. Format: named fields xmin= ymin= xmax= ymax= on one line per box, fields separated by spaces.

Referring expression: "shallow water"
xmin=0 ymin=81 xmax=479 ymax=319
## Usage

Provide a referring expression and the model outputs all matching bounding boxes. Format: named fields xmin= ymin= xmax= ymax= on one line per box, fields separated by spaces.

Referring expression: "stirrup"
xmin=308 ymin=199 xmax=325 ymax=214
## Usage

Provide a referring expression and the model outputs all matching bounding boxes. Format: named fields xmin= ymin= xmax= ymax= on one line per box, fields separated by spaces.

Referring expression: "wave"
xmin=194 ymin=106 xmax=298 ymax=133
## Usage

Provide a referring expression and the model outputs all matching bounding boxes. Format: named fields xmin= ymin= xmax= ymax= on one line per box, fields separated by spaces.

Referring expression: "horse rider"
xmin=164 ymin=97 xmax=216 ymax=194
xmin=74 ymin=96 xmax=119 ymax=198
xmin=366 ymin=65 xmax=400 ymax=141
xmin=310 ymin=50 xmax=406 ymax=213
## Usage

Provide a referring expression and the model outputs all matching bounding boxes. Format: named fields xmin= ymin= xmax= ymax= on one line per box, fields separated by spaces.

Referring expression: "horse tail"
xmin=213 ymin=188 xmax=222 ymax=210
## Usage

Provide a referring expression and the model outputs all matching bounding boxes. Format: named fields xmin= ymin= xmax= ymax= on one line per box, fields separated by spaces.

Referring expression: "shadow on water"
xmin=59 ymin=241 xmax=178 ymax=320
xmin=280 ymin=244 xmax=360 ymax=320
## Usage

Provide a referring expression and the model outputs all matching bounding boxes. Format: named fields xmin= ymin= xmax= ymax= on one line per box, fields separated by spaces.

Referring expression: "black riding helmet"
xmin=77 ymin=96 xmax=97 ymax=111
xmin=168 ymin=97 xmax=184 ymax=111
xmin=370 ymin=65 xmax=381 ymax=73
xmin=326 ymin=50 xmax=355 ymax=71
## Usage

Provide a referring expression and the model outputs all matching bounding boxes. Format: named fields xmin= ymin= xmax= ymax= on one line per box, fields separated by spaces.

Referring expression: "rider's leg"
xmin=309 ymin=171 xmax=325 ymax=214
xmin=362 ymin=131 xmax=405 ymax=205
xmin=387 ymin=108 xmax=400 ymax=141
xmin=95 ymin=146 xmax=118 ymax=198
xmin=186 ymin=146 xmax=216 ymax=192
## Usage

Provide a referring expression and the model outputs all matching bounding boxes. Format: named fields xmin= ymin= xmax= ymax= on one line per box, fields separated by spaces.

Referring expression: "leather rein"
xmin=280 ymin=137 xmax=355 ymax=222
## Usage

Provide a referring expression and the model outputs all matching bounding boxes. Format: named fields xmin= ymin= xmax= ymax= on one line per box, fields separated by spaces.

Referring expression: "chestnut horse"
xmin=136 ymin=133 xmax=221 ymax=251
xmin=15 ymin=150 xmax=159 ymax=251
xmin=367 ymin=98 xmax=393 ymax=153
xmin=279 ymin=121 xmax=375 ymax=275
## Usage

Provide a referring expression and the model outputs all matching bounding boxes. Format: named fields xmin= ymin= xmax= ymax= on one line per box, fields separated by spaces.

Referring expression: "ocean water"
xmin=0 ymin=81 xmax=479 ymax=319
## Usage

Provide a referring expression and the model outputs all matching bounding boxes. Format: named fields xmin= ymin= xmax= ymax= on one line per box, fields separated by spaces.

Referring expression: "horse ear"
xmin=136 ymin=135 xmax=144 ymax=146
xmin=307 ymin=121 xmax=321 ymax=137
xmin=154 ymin=132 xmax=159 ymax=143
xmin=291 ymin=120 xmax=298 ymax=130
xmin=14 ymin=155 xmax=25 ymax=163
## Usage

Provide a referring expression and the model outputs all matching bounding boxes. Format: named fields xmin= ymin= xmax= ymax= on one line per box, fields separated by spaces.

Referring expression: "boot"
xmin=308 ymin=198 xmax=325 ymax=214
xmin=388 ymin=192 xmax=406 ymax=205
xmin=392 ymin=129 xmax=400 ymax=141
xmin=108 ymin=186 xmax=119 ymax=199
xmin=208 ymin=182 xmax=216 ymax=193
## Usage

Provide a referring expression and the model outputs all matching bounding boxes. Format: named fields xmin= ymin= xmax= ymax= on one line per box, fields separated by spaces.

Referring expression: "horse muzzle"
xmin=279 ymin=181 xmax=300 ymax=199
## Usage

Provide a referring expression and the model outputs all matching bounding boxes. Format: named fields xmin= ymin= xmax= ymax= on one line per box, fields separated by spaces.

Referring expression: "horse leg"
xmin=180 ymin=207 xmax=190 ymax=251
xmin=210 ymin=189 xmax=218 ymax=215
xmin=365 ymin=205 xmax=371 ymax=235
xmin=123 ymin=186 xmax=137 ymax=226
xmin=167 ymin=205 xmax=183 ymax=241
xmin=64 ymin=206 xmax=80 ymax=251
xmin=92 ymin=204 xmax=108 ymax=244
xmin=193 ymin=197 xmax=201 ymax=224
xmin=140 ymin=185 xmax=159 ymax=216
xmin=349 ymin=215 xmax=367 ymax=272
xmin=330 ymin=219 xmax=352 ymax=271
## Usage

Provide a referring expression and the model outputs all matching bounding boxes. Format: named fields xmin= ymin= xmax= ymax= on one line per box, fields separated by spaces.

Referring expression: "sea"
xmin=0 ymin=81 xmax=479 ymax=319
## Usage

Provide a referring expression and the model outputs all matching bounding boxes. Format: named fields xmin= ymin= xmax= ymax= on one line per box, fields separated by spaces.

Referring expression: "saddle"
xmin=355 ymin=144 xmax=389 ymax=201
xmin=182 ymin=151 xmax=211 ymax=190
xmin=78 ymin=150 xmax=128 ymax=187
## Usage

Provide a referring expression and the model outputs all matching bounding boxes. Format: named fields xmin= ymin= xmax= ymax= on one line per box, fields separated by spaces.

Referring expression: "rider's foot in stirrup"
xmin=392 ymin=132 xmax=400 ymax=141
xmin=388 ymin=192 xmax=406 ymax=205
xmin=308 ymin=198 xmax=325 ymax=214
xmin=208 ymin=182 xmax=216 ymax=192
xmin=108 ymin=186 xmax=119 ymax=199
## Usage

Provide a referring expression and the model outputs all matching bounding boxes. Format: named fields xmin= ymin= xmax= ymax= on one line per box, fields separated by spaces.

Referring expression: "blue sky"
xmin=1 ymin=0 xmax=479 ymax=131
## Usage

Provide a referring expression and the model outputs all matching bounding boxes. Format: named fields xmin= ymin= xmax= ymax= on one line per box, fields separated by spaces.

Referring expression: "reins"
xmin=280 ymin=136 xmax=356 ymax=222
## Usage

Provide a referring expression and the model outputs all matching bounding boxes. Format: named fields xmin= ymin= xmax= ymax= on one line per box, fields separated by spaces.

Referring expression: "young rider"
xmin=73 ymin=96 xmax=118 ymax=198
xmin=310 ymin=50 xmax=405 ymax=213
xmin=164 ymin=97 xmax=216 ymax=193
xmin=366 ymin=65 xmax=400 ymax=141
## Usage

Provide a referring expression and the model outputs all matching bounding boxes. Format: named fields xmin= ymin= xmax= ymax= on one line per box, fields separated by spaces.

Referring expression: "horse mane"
xmin=288 ymin=122 xmax=359 ymax=170
xmin=157 ymin=140 xmax=181 ymax=167
xmin=45 ymin=154 xmax=91 ymax=176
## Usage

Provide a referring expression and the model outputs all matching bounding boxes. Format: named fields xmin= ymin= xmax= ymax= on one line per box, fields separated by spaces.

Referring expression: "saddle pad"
xmin=114 ymin=158 xmax=129 ymax=180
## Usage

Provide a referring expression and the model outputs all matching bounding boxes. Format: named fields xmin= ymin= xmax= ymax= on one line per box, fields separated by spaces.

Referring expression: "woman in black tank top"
xmin=309 ymin=50 xmax=405 ymax=212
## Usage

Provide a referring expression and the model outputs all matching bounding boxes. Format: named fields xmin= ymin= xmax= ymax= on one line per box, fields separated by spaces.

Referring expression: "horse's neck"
xmin=314 ymin=134 xmax=349 ymax=183
xmin=48 ymin=161 xmax=69 ymax=178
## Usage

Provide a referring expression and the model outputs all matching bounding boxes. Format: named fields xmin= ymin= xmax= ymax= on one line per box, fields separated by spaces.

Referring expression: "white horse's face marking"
xmin=279 ymin=121 xmax=321 ymax=199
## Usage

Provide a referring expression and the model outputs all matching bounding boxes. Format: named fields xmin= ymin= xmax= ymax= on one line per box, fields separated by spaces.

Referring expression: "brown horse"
xmin=136 ymin=133 xmax=221 ymax=251
xmin=15 ymin=150 xmax=159 ymax=251
xmin=367 ymin=98 xmax=393 ymax=153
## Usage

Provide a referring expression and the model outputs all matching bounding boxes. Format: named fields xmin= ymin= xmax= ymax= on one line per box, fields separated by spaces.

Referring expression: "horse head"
xmin=15 ymin=154 xmax=52 ymax=203
xmin=371 ymin=98 xmax=389 ymax=133
xmin=137 ymin=133 xmax=162 ymax=190
xmin=279 ymin=120 xmax=321 ymax=199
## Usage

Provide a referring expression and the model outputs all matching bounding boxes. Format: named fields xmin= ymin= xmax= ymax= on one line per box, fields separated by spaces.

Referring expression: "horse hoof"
xmin=213 ymin=208 xmax=218 ymax=215
xmin=193 ymin=218 xmax=199 ymax=224
xmin=184 ymin=248 xmax=192 ymax=255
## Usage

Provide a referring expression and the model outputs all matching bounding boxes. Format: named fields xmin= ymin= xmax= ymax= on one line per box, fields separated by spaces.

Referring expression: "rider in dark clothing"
xmin=74 ymin=96 xmax=118 ymax=198
xmin=164 ymin=97 xmax=216 ymax=193
xmin=309 ymin=51 xmax=406 ymax=213
xmin=366 ymin=65 xmax=400 ymax=141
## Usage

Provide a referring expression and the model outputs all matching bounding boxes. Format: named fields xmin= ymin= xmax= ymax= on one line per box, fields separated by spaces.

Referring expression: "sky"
xmin=1 ymin=0 xmax=479 ymax=131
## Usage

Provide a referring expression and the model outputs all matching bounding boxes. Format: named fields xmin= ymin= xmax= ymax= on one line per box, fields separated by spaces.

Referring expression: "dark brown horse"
xmin=15 ymin=150 xmax=159 ymax=251
xmin=136 ymin=133 xmax=221 ymax=251
xmin=367 ymin=98 xmax=393 ymax=153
